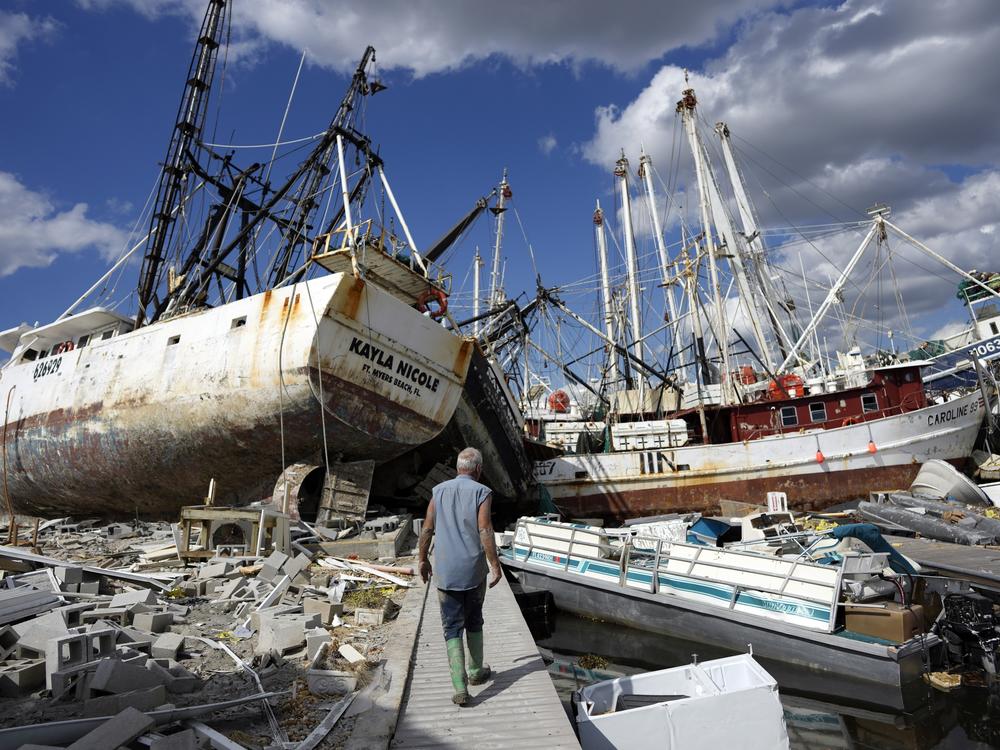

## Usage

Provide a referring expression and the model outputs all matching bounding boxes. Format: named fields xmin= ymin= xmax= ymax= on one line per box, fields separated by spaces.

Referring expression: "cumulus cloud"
xmin=0 ymin=172 xmax=128 ymax=276
xmin=77 ymin=0 xmax=783 ymax=76
xmin=0 ymin=11 xmax=57 ymax=86
xmin=582 ymin=0 xmax=1000 ymax=356
xmin=537 ymin=134 xmax=557 ymax=156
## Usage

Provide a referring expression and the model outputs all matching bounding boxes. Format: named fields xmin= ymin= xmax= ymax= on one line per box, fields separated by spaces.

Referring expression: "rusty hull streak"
xmin=554 ymin=463 xmax=927 ymax=524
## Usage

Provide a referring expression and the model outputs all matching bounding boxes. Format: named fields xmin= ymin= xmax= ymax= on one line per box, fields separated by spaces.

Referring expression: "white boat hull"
xmin=533 ymin=391 xmax=986 ymax=518
xmin=0 ymin=274 xmax=473 ymax=516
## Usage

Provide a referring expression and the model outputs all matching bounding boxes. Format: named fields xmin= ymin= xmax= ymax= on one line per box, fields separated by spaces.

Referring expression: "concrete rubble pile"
xmin=0 ymin=512 xmax=418 ymax=750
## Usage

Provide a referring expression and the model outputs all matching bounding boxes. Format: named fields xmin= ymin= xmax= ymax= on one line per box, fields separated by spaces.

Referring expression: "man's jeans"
xmin=438 ymin=580 xmax=487 ymax=640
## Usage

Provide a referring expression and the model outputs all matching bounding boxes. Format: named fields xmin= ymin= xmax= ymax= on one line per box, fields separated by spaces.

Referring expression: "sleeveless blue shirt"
xmin=432 ymin=474 xmax=491 ymax=590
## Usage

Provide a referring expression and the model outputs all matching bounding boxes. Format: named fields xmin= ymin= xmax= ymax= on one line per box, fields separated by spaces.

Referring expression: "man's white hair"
xmin=456 ymin=447 xmax=483 ymax=473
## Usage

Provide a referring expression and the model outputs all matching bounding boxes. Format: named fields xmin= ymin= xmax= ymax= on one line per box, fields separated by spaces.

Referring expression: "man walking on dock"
xmin=418 ymin=447 xmax=503 ymax=705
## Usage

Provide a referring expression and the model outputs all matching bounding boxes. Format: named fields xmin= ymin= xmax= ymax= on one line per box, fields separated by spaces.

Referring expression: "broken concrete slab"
xmin=109 ymin=589 xmax=157 ymax=608
xmin=146 ymin=659 xmax=198 ymax=694
xmin=66 ymin=706 xmax=155 ymax=750
xmin=338 ymin=643 xmax=365 ymax=664
xmin=305 ymin=628 xmax=329 ymax=662
xmin=307 ymin=668 xmax=357 ymax=695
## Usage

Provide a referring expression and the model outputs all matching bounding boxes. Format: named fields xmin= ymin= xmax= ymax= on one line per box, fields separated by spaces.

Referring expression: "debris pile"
xmin=0 ymin=510 xmax=418 ymax=749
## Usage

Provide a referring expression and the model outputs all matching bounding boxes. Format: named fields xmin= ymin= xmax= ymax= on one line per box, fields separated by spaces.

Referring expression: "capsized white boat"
xmin=573 ymin=653 xmax=788 ymax=750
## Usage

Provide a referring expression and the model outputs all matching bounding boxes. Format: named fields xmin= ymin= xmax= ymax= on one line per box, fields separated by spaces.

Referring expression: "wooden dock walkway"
xmin=391 ymin=576 xmax=579 ymax=749
xmin=887 ymin=534 xmax=1000 ymax=589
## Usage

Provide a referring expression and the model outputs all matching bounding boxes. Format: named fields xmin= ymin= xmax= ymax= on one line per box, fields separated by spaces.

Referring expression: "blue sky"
xmin=1 ymin=0 xmax=998 ymax=374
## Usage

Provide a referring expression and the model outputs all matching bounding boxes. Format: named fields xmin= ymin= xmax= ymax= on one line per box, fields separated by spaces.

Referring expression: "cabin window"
xmin=167 ymin=335 xmax=181 ymax=346
xmin=808 ymin=403 xmax=827 ymax=423
xmin=231 ymin=316 xmax=247 ymax=329
xmin=780 ymin=406 xmax=798 ymax=427
xmin=21 ymin=349 xmax=37 ymax=362
xmin=992 ymin=322 xmax=999 ymax=335
xmin=77 ymin=335 xmax=90 ymax=348
xmin=861 ymin=393 xmax=879 ymax=413
xmin=38 ymin=349 xmax=48 ymax=359
xmin=101 ymin=330 xmax=114 ymax=340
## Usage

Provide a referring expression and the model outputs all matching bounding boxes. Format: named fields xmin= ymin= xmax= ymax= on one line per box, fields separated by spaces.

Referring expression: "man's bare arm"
xmin=478 ymin=495 xmax=502 ymax=588
xmin=418 ymin=498 xmax=435 ymax=583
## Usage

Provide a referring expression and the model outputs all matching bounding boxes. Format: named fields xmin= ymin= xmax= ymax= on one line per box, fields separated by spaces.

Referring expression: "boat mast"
xmin=472 ymin=249 xmax=482 ymax=337
xmin=638 ymin=150 xmax=681 ymax=361
xmin=268 ymin=46 xmax=378 ymax=286
xmin=489 ymin=170 xmax=511 ymax=308
xmin=593 ymin=201 xmax=620 ymax=388
xmin=681 ymin=226 xmax=711 ymax=441
xmin=715 ymin=122 xmax=796 ymax=361
xmin=615 ymin=153 xmax=646 ymax=401
xmin=135 ymin=0 xmax=228 ymax=328
xmin=677 ymin=88 xmax=732 ymax=401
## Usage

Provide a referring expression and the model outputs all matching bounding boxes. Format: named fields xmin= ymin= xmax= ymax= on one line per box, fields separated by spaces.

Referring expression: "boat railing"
xmin=515 ymin=519 xmax=840 ymax=615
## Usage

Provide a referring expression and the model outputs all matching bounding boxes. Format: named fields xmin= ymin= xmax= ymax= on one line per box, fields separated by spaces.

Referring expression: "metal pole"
xmin=378 ymin=167 xmax=427 ymax=272
xmin=594 ymin=202 xmax=620 ymax=386
xmin=679 ymin=91 xmax=731 ymax=400
xmin=616 ymin=154 xmax=646 ymax=401
xmin=778 ymin=221 xmax=880 ymax=372
xmin=489 ymin=170 xmax=509 ymax=307
xmin=472 ymin=249 xmax=482 ymax=337
xmin=638 ymin=151 xmax=681 ymax=358
xmin=335 ymin=135 xmax=354 ymax=243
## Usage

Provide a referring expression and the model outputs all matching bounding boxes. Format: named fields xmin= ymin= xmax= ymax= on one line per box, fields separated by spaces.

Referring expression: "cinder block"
xmin=66 ymin=706 xmax=155 ymax=750
xmin=302 ymin=598 xmax=343 ymax=625
xmin=217 ymin=577 xmax=247 ymax=600
xmin=257 ymin=563 xmax=280 ymax=583
xmin=109 ymin=589 xmax=157 ymax=608
xmin=82 ymin=608 xmax=129 ymax=626
xmin=91 ymin=658 xmax=165 ymax=694
xmin=132 ymin=612 xmax=172 ymax=633
xmin=59 ymin=603 xmax=98 ymax=627
xmin=0 ymin=658 xmax=45 ymax=696
xmin=83 ymin=684 xmax=167 ymax=718
xmin=78 ymin=580 xmax=101 ymax=595
xmin=13 ymin=611 xmax=69 ymax=655
xmin=198 ymin=562 xmax=231 ymax=580
xmin=249 ymin=605 xmax=301 ymax=631
xmin=151 ymin=728 xmax=198 ymax=750
xmin=45 ymin=633 xmax=89 ymax=689
xmin=0 ymin=625 xmax=18 ymax=660
xmin=146 ymin=659 xmax=198 ymax=694
xmin=151 ymin=633 xmax=184 ymax=660
xmin=55 ymin=566 xmax=84 ymax=584
xmin=87 ymin=629 xmax=117 ymax=661
xmin=283 ymin=553 xmax=312 ymax=582
xmin=263 ymin=550 xmax=290 ymax=571
xmin=256 ymin=617 xmax=313 ymax=656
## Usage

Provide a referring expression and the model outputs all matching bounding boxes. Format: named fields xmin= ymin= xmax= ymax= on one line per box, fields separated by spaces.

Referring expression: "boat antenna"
xmin=135 ymin=0 xmax=229 ymax=328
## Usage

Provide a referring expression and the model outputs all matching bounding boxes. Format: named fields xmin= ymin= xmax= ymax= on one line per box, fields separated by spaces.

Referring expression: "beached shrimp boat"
xmin=0 ymin=2 xmax=473 ymax=516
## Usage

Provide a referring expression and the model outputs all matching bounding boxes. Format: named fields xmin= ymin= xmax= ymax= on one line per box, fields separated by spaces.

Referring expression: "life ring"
xmin=841 ymin=416 xmax=860 ymax=427
xmin=547 ymin=390 xmax=571 ymax=413
xmin=415 ymin=289 xmax=448 ymax=319
xmin=53 ymin=340 xmax=75 ymax=355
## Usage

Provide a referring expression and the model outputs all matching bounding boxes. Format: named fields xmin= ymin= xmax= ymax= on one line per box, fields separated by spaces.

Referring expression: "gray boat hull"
xmin=504 ymin=554 xmax=936 ymax=691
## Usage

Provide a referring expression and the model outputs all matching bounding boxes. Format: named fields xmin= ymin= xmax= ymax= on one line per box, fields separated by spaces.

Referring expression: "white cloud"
xmin=78 ymin=0 xmax=783 ymax=76
xmin=0 ymin=11 xmax=57 ymax=86
xmin=0 ymin=172 xmax=128 ymax=276
xmin=537 ymin=134 xmax=557 ymax=156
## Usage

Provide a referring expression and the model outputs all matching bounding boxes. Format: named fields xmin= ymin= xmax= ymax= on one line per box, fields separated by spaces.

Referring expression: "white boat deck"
xmin=391 ymin=576 xmax=579 ymax=749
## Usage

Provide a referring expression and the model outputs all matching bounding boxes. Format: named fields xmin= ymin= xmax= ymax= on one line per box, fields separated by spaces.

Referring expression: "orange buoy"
xmin=868 ymin=441 xmax=878 ymax=454
xmin=547 ymin=390 xmax=571 ymax=413
xmin=815 ymin=450 xmax=825 ymax=463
